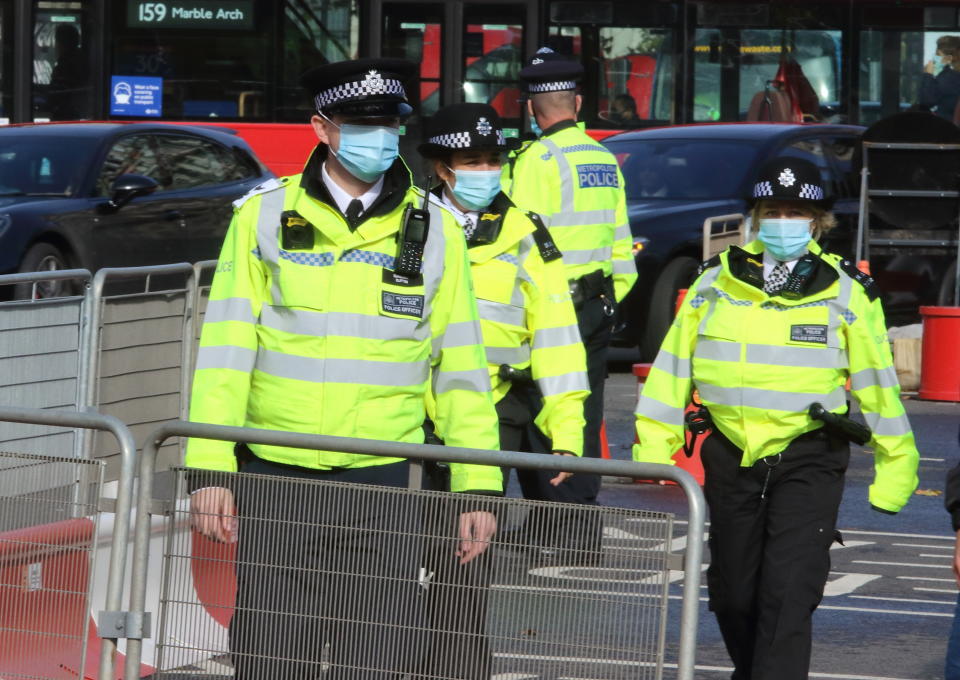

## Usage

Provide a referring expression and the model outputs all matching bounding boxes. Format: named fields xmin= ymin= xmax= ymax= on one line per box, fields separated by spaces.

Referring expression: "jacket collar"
xmin=540 ymin=119 xmax=578 ymax=138
xmin=720 ymin=239 xmax=840 ymax=304
xmin=465 ymin=193 xmax=533 ymax=264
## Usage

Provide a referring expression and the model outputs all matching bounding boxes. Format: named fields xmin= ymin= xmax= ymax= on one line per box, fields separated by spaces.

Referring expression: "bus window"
xmin=597 ymin=27 xmax=673 ymax=125
xmin=692 ymin=28 xmax=841 ymax=122
xmin=461 ymin=6 xmax=524 ymax=123
xmin=382 ymin=5 xmax=443 ymax=117
xmin=34 ymin=6 xmax=93 ymax=122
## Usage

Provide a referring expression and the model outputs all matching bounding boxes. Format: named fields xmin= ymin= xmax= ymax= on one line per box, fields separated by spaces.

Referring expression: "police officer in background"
xmin=187 ymin=58 xmax=502 ymax=679
xmin=506 ymin=47 xmax=637 ymax=517
xmin=634 ymin=157 xmax=920 ymax=680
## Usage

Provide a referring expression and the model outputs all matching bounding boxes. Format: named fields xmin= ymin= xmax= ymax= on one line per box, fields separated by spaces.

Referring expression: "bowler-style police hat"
xmin=300 ymin=57 xmax=416 ymax=118
xmin=418 ymin=103 xmax=516 ymax=158
xmin=519 ymin=47 xmax=583 ymax=95
xmin=748 ymin=157 xmax=833 ymax=209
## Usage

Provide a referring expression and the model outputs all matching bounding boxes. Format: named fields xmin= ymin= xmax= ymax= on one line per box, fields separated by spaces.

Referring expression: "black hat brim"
xmin=324 ymin=99 xmax=414 ymax=119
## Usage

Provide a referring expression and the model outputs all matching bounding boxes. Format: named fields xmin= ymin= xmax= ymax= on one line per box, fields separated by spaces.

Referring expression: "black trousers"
xmin=702 ymin=428 xmax=849 ymax=680
xmin=230 ymin=455 xmax=424 ymax=680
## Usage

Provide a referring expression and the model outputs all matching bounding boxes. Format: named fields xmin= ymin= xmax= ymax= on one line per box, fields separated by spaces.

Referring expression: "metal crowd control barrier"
xmin=130 ymin=422 xmax=706 ymax=680
xmin=0 ymin=406 xmax=138 ymax=680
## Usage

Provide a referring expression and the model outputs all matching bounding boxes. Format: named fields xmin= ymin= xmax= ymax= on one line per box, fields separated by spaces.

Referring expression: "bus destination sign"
xmin=127 ymin=1 xmax=254 ymax=30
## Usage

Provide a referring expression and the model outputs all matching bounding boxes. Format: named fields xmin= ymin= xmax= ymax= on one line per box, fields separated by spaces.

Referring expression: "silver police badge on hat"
xmin=532 ymin=58 xmax=544 ymax=65
xmin=364 ymin=70 xmax=386 ymax=94
xmin=778 ymin=168 xmax=796 ymax=187
xmin=476 ymin=117 xmax=493 ymax=136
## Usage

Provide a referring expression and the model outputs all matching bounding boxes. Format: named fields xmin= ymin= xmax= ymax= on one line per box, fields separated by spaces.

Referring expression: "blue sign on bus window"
xmin=110 ymin=76 xmax=162 ymax=117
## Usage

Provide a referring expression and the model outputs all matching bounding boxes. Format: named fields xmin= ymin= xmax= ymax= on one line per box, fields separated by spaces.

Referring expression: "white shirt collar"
xmin=762 ymin=248 xmax=800 ymax=278
xmin=321 ymin=161 xmax=384 ymax=216
xmin=439 ymin=188 xmax=480 ymax=228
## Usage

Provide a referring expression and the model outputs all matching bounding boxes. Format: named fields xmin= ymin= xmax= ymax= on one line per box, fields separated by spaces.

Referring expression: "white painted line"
xmin=914 ymin=587 xmax=958 ymax=595
xmin=920 ymin=457 xmax=945 ymax=462
xmin=850 ymin=594 xmax=955 ymax=605
xmin=656 ymin=662 xmax=920 ymax=679
xmin=919 ymin=553 xmax=953 ymax=559
xmin=817 ymin=603 xmax=952 ymax=617
xmin=898 ymin=576 xmax=956 ymax=583
xmin=840 ymin=528 xmax=953 ymax=540
xmin=892 ymin=543 xmax=952 ymax=549
xmin=853 ymin=560 xmax=951 ymax=568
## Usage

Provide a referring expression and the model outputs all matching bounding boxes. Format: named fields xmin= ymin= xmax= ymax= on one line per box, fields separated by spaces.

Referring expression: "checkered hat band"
xmin=314 ymin=78 xmax=406 ymax=109
xmin=428 ymin=130 xmax=506 ymax=149
xmin=753 ymin=181 xmax=773 ymax=198
xmin=528 ymin=80 xmax=576 ymax=93
xmin=798 ymin=183 xmax=824 ymax=200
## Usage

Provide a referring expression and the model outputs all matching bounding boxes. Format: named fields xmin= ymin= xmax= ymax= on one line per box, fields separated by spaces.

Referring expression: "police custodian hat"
xmin=300 ymin=57 xmax=416 ymax=118
xmin=519 ymin=47 xmax=583 ymax=94
xmin=418 ymin=103 xmax=513 ymax=157
xmin=748 ymin=157 xmax=833 ymax=209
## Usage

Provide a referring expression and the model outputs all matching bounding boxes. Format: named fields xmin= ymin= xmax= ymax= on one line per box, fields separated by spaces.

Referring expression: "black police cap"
xmin=418 ymin=103 xmax=516 ymax=158
xmin=300 ymin=57 xmax=416 ymax=118
xmin=519 ymin=47 xmax=583 ymax=94
xmin=748 ymin=157 xmax=833 ymax=209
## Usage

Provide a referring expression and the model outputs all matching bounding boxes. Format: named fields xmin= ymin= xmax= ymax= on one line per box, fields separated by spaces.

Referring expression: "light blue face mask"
xmin=758 ymin=218 xmax=812 ymax=261
xmin=326 ymin=117 xmax=400 ymax=183
xmin=529 ymin=114 xmax=542 ymax=137
xmin=447 ymin=167 xmax=502 ymax=212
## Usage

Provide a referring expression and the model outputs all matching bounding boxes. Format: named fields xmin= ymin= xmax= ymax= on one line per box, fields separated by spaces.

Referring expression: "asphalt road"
xmin=589 ymin=355 xmax=960 ymax=680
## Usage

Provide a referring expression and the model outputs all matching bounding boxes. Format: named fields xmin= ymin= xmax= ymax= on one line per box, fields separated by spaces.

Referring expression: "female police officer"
xmin=417 ymin=103 xmax=589 ymax=679
xmin=633 ymin=157 xmax=920 ymax=680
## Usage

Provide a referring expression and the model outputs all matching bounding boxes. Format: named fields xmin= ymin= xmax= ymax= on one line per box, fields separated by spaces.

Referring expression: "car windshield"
xmin=604 ymin=138 xmax=761 ymax=201
xmin=0 ymin=134 xmax=99 ymax=196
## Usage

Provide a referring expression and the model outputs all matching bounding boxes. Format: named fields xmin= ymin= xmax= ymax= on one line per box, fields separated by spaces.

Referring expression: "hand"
xmin=953 ymin=530 xmax=960 ymax=588
xmin=190 ymin=487 xmax=238 ymax=543
xmin=456 ymin=510 xmax=497 ymax=565
xmin=549 ymin=451 xmax=576 ymax=486
xmin=925 ymin=60 xmax=936 ymax=75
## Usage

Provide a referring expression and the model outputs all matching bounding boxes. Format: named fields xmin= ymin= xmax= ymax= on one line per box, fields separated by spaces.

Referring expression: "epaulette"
xmin=696 ymin=254 xmax=721 ymax=276
xmin=838 ymin=258 xmax=880 ymax=301
xmin=232 ymin=176 xmax=288 ymax=210
xmin=525 ymin=211 xmax=562 ymax=262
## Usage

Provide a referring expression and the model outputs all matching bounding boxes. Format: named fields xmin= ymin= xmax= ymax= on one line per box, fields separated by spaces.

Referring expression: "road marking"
xmin=840 ymin=528 xmax=953 ymax=540
xmin=492 ymin=674 xmax=537 ymax=679
xmin=830 ymin=540 xmax=874 ymax=550
xmin=920 ymin=457 xmax=945 ymax=462
xmin=898 ymin=576 xmax=955 ymax=582
xmin=892 ymin=542 xmax=952 ymax=549
xmin=824 ymin=573 xmax=880 ymax=596
xmin=919 ymin=553 xmax=953 ymax=559
xmin=913 ymin=587 xmax=957 ymax=595
xmin=853 ymin=560 xmax=951 ymax=568
xmin=851 ymin=594 xmax=955 ymax=605
xmin=678 ymin=665 xmax=922 ymax=679
xmin=817 ymin=604 xmax=953 ymax=617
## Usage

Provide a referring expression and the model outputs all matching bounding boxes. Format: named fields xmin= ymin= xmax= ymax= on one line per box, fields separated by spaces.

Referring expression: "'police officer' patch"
xmin=382 ymin=291 xmax=424 ymax=319
xmin=576 ymin=163 xmax=619 ymax=188
xmin=790 ymin=324 xmax=828 ymax=344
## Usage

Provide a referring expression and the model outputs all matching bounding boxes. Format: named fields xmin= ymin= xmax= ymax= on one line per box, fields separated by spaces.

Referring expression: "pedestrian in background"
xmin=634 ymin=157 xmax=920 ymax=680
xmin=186 ymin=57 xmax=502 ymax=679
xmin=919 ymin=35 xmax=960 ymax=120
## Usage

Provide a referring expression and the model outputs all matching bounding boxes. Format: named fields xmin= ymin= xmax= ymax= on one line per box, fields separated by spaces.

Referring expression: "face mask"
xmin=446 ymin=167 xmax=502 ymax=212
xmin=529 ymin=114 xmax=542 ymax=137
xmin=324 ymin=115 xmax=400 ymax=183
xmin=933 ymin=55 xmax=945 ymax=69
xmin=758 ymin=218 xmax=813 ymax=261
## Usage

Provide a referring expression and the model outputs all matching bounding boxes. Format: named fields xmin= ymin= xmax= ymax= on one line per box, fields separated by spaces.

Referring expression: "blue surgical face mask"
xmin=324 ymin=115 xmax=400 ymax=183
xmin=529 ymin=113 xmax=542 ymax=137
xmin=758 ymin=218 xmax=813 ymax=261
xmin=933 ymin=55 xmax=945 ymax=70
xmin=446 ymin=166 xmax=502 ymax=212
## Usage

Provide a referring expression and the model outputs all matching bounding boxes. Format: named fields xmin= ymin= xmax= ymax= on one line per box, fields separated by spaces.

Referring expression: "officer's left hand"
xmin=549 ymin=451 xmax=576 ymax=486
xmin=457 ymin=511 xmax=497 ymax=565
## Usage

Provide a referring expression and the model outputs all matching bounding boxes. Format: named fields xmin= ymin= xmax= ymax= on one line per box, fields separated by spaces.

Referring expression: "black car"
xmin=604 ymin=123 xmax=870 ymax=360
xmin=0 ymin=122 xmax=271 ymax=297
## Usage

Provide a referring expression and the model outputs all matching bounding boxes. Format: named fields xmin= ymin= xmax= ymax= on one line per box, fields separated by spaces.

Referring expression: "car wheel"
xmin=13 ymin=242 xmax=73 ymax=299
xmin=641 ymin=255 xmax=700 ymax=360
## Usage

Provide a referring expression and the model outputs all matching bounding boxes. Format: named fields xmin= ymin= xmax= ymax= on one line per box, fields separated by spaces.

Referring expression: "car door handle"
xmin=164 ymin=209 xmax=184 ymax=221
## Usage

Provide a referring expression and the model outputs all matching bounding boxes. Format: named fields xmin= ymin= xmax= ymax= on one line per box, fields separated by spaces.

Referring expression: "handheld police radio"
xmin=394 ymin=178 xmax=432 ymax=279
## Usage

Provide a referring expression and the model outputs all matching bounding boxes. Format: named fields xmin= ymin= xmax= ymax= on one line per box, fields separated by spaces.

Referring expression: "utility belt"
xmin=569 ymin=269 xmax=615 ymax=315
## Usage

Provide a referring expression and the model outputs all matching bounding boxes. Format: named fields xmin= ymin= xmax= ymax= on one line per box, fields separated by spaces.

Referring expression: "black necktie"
xmin=345 ymin=198 xmax=363 ymax=228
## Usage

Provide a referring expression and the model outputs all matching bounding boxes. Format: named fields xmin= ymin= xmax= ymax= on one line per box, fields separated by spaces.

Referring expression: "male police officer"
xmin=187 ymin=58 xmax=502 ymax=679
xmin=507 ymin=47 xmax=637 ymax=515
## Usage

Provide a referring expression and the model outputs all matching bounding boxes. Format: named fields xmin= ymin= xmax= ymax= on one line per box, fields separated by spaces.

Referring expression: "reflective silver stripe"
xmin=537 ymin=371 xmax=589 ymax=396
xmin=477 ymin=299 xmax=524 ymax=327
xmin=863 ymin=411 xmax=913 ymax=437
xmin=694 ymin=339 xmax=741 ymax=363
xmin=746 ymin=344 xmax=847 ymax=369
xmin=256 ymin=188 xmax=286 ymax=306
xmin=635 ymin=394 xmax=686 ymax=427
xmin=827 ymin=274 xmax=853 ymax=348
xmin=652 ymin=349 xmax=691 ymax=379
xmin=486 ymin=345 xmax=530 ymax=366
xmin=694 ymin=268 xmax=724 ymax=334
xmin=436 ymin=320 xmax=483 ymax=349
xmin=195 ymin=345 xmax=257 ymax=372
xmin=260 ymin=307 xmax=428 ymax=342
xmin=533 ymin=324 xmax=581 ymax=349
xmin=539 ymin=138 xmax=575 ymax=213
xmin=548 ymin=209 xmax=617 ymax=227
xmin=256 ymin=349 xmax=429 ymax=386
xmin=613 ymin=224 xmax=632 ymax=240
xmin=421 ymin=200 xmax=448 ymax=320
xmin=613 ymin=258 xmax=638 ymax=274
xmin=562 ymin=246 xmax=613 ymax=266
xmin=434 ymin=367 xmax=491 ymax=393
xmin=204 ymin=297 xmax=257 ymax=325
xmin=850 ymin=365 xmax=900 ymax=391
xmin=697 ymin=383 xmax=847 ymax=412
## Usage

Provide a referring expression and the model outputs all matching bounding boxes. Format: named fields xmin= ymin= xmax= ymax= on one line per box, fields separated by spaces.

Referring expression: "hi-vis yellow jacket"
xmin=633 ymin=240 xmax=919 ymax=513
xmin=436 ymin=192 xmax=589 ymax=455
xmin=505 ymin=120 xmax=637 ymax=302
xmin=186 ymin=151 xmax=503 ymax=495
